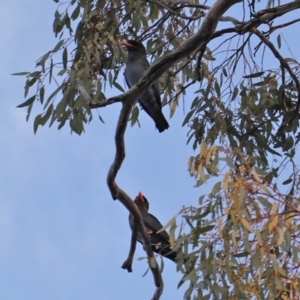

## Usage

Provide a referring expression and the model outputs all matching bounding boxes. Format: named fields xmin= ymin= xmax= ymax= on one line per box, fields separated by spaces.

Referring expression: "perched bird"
xmin=121 ymin=40 xmax=169 ymax=133
xmin=129 ymin=192 xmax=177 ymax=262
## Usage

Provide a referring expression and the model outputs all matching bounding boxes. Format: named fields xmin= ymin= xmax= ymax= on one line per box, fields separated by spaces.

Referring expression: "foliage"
xmin=14 ymin=0 xmax=300 ymax=299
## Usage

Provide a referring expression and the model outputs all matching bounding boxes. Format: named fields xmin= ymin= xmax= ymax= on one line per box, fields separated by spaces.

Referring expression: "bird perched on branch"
xmin=121 ymin=40 xmax=169 ymax=133
xmin=129 ymin=192 xmax=177 ymax=262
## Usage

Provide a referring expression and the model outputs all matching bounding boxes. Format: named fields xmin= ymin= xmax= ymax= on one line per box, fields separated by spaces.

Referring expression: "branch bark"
xmin=121 ymin=224 xmax=138 ymax=272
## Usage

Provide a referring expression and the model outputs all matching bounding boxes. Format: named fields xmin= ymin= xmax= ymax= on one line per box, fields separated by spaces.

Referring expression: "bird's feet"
xmin=147 ymin=230 xmax=153 ymax=236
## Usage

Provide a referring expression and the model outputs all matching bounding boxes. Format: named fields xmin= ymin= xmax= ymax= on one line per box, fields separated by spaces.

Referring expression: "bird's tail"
xmin=155 ymin=114 xmax=169 ymax=133
xmin=155 ymin=245 xmax=177 ymax=262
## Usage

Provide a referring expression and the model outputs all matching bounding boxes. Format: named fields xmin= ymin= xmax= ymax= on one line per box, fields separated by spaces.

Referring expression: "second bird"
xmin=129 ymin=192 xmax=177 ymax=262
xmin=121 ymin=40 xmax=169 ymax=133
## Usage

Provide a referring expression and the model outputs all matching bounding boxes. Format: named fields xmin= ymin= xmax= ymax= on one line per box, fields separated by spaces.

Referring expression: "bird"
xmin=129 ymin=192 xmax=177 ymax=262
xmin=121 ymin=40 xmax=169 ymax=133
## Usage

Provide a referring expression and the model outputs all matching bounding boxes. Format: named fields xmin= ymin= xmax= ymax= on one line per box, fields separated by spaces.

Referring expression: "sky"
xmin=1 ymin=1 xmax=299 ymax=300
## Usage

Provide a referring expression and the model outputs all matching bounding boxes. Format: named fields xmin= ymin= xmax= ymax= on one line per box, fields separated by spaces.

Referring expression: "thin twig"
xmin=250 ymin=28 xmax=300 ymax=111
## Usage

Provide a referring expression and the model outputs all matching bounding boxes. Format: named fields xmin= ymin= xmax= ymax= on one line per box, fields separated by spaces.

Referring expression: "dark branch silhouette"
xmin=121 ymin=225 xmax=137 ymax=272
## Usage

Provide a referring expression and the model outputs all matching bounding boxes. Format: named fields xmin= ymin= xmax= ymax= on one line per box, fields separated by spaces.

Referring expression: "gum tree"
xmin=15 ymin=0 xmax=300 ymax=299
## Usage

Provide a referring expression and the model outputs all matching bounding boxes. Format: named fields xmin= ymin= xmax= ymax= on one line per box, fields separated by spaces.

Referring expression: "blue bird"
xmin=129 ymin=192 xmax=177 ymax=262
xmin=121 ymin=40 xmax=169 ymax=133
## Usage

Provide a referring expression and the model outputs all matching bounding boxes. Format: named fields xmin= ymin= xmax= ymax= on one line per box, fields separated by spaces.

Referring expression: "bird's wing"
xmin=124 ymin=71 xmax=131 ymax=90
xmin=124 ymin=58 xmax=146 ymax=88
xmin=141 ymin=57 xmax=161 ymax=107
xmin=142 ymin=212 xmax=170 ymax=242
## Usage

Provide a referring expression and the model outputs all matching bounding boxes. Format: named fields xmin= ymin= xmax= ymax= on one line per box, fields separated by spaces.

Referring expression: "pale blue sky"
xmin=1 ymin=1 xmax=299 ymax=300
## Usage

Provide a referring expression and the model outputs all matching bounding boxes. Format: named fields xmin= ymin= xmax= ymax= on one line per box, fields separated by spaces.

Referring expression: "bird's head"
xmin=121 ymin=40 xmax=146 ymax=56
xmin=134 ymin=191 xmax=149 ymax=211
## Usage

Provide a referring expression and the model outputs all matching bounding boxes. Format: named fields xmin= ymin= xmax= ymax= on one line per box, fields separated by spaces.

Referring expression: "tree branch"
xmin=250 ymin=27 xmax=300 ymax=110
xmin=89 ymin=0 xmax=242 ymax=111
xmin=93 ymin=0 xmax=244 ymax=298
xmin=235 ymin=1 xmax=300 ymax=32
xmin=107 ymin=98 xmax=164 ymax=299
xmin=121 ymin=224 xmax=138 ymax=272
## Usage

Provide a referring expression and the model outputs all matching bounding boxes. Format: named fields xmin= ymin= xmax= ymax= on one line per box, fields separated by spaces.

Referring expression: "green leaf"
xmin=182 ymin=109 xmax=195 ymax=126
xmin=98 ymin=115 xmax=105 ymax=124
xmin=73 ymin=96 xmax=87 ymax=109
xmin=233 ymin=251 xmax=249 ymax=258
xmin=40 ymin=104 xmax=53 ymax=126
xmin=277 ymin=34 xmax=281 ymax=49
xmin=214 ymin=80 xmax=220 ymax=97
xmin=113 ymin=81 xmax=125 ymax=92
xmin=71 ymin=4 xmax=81 ymax=20
xmin=62 ymin=48 xmax=68 ymax=69
xmin=57 ymin=69 xmax=67 ymax=76
xmin=212 ymin=181 xmax=221 ymax=194
xmin=284 ymin=57 xmax=296 ymax=63
xmin=243 ymin=72 xmax=265 ymax=78
xmin=53 ymin=10 xmax=62 ymax=35
xmin=26 ymin=103 xmax=33 ymax=122
xmin=36 ymin=52 xmax=51 ymax=71
xmin=33 ymin=114 xmax=42 ymax=134
xmin=231 ymin=86 xmax=238 ymax=101
xmin=49 ymin=59 xmax=53 ymax=84
xmin=16 ymin=95 xmax=36 ymax=108
xmin=282 ymin=178 xmax=292 ymax=185
xmin=29 ymin=77 xmax=37 ymax=87
xmin=170 ymin=100 xmax=177 ymax=118
xmin=131 ymin=106 xmax=139 ymax=127
xmin=39 ymin=87 xmax=45 ymax=104
xmin=11 ymin=72 xmax=30 ymax=76
xmin=29 ymin=71 xmax=41 ymax=78
xmin=203 ymin=53 xmax=216 ymax=61
xmin=44 ymin=84 xmax=63 ymax=109
xmin=141 ymin=266 xmax=150 ymax=277
xmin=196 ymin=225 xmax=214 ymax=234
xmin=53 ymin=40 xmax=64 ymax=52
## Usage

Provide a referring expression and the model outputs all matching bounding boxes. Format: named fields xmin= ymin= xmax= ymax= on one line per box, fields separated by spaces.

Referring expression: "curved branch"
xmin=91 ymin=0 xmax=244 ymax=298
xmin=107 ymin=98 xmax=164 ymax=299
xmin=121 ymin=225 xmax=137 ymax=272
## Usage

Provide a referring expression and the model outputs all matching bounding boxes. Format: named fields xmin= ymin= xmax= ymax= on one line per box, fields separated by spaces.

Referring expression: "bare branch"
xmin=149 ymin=0 xmax=205 ymax=21
xmin=121 ymin=225 xmax=138 ymax=272
xmin=250 ymin=27 xmax=300 ymax=109
xmin=236 ymin=1 xmax=300 ymax=32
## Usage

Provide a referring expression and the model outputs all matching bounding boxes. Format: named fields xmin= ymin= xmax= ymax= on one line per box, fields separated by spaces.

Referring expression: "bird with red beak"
xmin=129 ymin=192 xmax=177 ymax=262
xmin=121 ymin=40 xmax=169 ymax=133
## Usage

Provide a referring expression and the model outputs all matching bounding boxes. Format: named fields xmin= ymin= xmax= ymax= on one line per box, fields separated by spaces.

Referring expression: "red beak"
xmin=120 ymin=41 xmax=132 ymax=48
xmin=138 ymin=191 xmax=143 ymax=200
